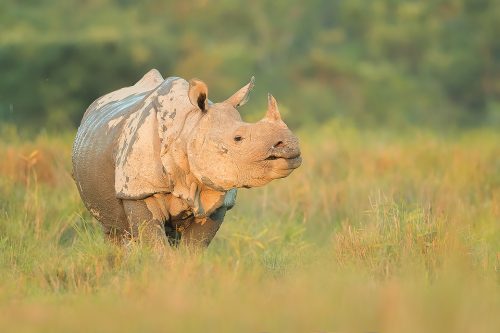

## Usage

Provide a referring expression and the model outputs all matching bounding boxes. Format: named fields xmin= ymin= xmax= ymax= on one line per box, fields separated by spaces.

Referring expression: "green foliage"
xmin=1 ymin=0 xmax=499 ymax=130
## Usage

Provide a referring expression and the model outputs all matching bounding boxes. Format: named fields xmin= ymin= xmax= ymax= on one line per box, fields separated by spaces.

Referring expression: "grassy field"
xmin=0 ymin=122 xmax=498 ymax=332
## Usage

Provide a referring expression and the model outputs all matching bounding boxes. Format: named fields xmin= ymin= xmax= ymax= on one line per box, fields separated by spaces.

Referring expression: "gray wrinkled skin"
xmin=72 ymin=69 xmax=301 ymax=248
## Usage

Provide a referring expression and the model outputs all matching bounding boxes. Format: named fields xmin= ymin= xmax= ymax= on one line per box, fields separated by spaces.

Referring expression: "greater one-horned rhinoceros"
xmin=72 ymin=69 xmax=301 ymax=248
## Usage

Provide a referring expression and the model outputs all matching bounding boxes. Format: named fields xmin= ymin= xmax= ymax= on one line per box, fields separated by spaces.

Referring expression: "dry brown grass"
xmin=0 ymin=122 xmax=498 ymax=332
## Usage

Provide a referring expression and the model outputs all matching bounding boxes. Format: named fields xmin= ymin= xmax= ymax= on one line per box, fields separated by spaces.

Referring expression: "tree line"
xmin=1 ymin=0 xmax=498 ymax=131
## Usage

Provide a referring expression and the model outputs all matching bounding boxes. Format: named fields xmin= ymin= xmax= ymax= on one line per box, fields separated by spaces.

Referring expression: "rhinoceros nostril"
xmin=273 ymin=141 xmax=284 ymax=149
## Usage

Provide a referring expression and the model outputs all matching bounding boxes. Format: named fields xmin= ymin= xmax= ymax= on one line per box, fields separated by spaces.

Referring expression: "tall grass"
xmin=0 ymin=122 xmax=498 ymax=332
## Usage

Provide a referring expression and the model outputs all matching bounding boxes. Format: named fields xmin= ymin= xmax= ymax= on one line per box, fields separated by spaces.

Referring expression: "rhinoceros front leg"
xmin=181 ymin=206 xmax=228 ymax=248
xmin=103 ymin=227 xmax=130 ymax=246
xmin=122 ymin=199 xmax=169 ymax=249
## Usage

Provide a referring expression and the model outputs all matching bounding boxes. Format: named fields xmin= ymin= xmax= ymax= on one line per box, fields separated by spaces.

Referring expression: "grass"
xmin=0 ymin=122 xmax=498 ymax=332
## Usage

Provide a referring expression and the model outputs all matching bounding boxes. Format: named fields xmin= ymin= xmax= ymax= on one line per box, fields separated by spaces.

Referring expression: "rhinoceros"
xmin=72 ymin=69 xmax=301 ymax=248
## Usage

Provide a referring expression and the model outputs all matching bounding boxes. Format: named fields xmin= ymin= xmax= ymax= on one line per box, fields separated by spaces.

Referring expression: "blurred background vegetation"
xmin=1 ymin=0 xmax=499 ymax=131
xmin=1 ymin=2 xmax=499 ymax=331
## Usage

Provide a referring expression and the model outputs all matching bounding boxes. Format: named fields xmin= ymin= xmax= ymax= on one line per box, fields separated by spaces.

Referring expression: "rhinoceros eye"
xmin=234 ymin=135 xmax=243 ymax=142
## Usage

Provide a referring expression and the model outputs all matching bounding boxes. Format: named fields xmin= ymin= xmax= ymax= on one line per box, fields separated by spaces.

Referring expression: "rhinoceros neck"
xmin=160 ymin=138 xmax=226 ymax=217
xmin=155 ymin=79 xmax=226 ymax=217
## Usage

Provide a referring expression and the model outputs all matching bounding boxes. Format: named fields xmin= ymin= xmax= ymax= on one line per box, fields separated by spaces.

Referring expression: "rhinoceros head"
xmin=186 ymin=78 xmax=302 ymax=191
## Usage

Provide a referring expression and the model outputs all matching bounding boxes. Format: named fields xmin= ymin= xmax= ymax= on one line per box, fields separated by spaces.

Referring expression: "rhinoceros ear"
xmin=188 ymin=79 xmax=208 ymax=111
xmin=225 ymin=76 xmax=255 ymax=108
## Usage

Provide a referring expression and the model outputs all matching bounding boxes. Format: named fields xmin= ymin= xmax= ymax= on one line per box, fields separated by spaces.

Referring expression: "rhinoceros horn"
xmin=265 ymin=93 xmax=282 ymax=122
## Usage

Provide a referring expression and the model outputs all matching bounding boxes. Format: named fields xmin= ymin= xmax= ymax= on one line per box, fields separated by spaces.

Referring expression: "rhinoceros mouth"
xmin=285 ymin=155 xmax=302 ymax=169
xmin=264 ymin=153 xmax=302 ymax=170
xmin=265 ymin=152 xmax=301 ymax=161
xmin=265 ymin=155 xmax=279 ymax=161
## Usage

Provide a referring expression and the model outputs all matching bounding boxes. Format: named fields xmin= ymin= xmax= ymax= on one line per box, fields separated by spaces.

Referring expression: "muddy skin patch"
xmin=155 ymin=78 xmax=176 ymax=95
xmin=107 ymin=115 xmax=125 ymax=130
xmin=117 ymin=104 xmax=154 ymax=167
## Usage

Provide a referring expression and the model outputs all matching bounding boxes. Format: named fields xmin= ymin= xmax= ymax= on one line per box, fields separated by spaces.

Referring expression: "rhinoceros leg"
xmin=122 ymin=199 xmax=169 ymax=249
xmin=181 ymin=206 xmax=228 ymax=248
xmin=164 ymin=223 xmax=181 ymax=247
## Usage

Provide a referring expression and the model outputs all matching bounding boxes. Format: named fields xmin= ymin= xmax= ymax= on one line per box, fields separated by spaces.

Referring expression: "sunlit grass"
xmin=0 ymin=122 xmax=498 ymax=332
